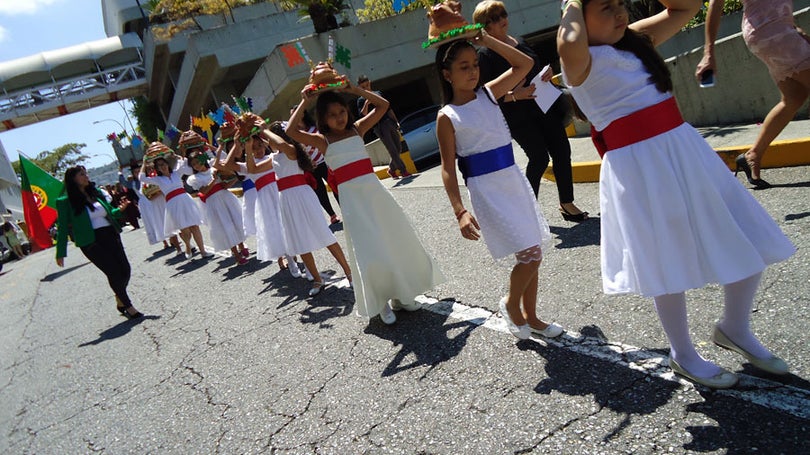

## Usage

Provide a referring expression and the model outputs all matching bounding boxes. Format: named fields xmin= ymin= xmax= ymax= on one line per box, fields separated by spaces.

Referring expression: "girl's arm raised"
xmin=345 ymin=84 xmax=388 ymax=138
xmin=630 ymin=0 xmax=701 ymax=46
xmin=478 ymin=31 xmax=533 ymax=101
xmin=286 ymin=91 xmax=328 ymax=151
xmin=436 ymin=112 xmax=480 ymax=241
xmin=244 ymin=137 xmax=274 ymax=174
xmin=220 ymin=142 xmax=244 ymax=173
xmin=557 ymin=0 xmax=590 ymax=87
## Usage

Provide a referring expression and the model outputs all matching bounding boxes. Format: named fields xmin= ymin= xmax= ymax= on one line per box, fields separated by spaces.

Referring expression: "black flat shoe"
xmin=734 ymin=153 xmax=771 ymax=189
xmin=559 ymin=205 xmax=589 ymax=222
xmin=121 ymin=304 xmax=143 ymax=319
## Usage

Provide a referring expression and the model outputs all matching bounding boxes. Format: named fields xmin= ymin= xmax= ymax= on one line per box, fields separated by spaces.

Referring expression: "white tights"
xmin=654 ymin=272 xmax=771 ymax=378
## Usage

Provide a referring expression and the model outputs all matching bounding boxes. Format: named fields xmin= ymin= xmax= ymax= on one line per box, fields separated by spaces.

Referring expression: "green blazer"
xmin=55 ymin=195 xmax=123 ymax=259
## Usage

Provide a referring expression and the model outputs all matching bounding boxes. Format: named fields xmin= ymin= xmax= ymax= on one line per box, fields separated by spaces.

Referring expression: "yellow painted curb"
xmin=544 ymin=138 xmax=810 ymax=184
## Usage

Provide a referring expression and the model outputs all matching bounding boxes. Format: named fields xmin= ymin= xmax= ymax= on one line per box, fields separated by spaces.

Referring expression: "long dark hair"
xmin=63 ymin=166 xmax=102 ymax=216
xmin=583 ymin=0 xmax=671 ymax=93
xmin=435 ymin=39 xmax=477 ymax=105
xmin=315 ymin=91 xmax=355 ymax=134
xmin=269 ymin=121 xmax=314 ymax=173
xmin=153 ymin=157 xmax=171 ymax=176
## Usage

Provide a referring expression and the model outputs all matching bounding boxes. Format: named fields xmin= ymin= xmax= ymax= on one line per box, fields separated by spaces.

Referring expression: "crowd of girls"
xmin=54 ymin=0 xmax=797 ymax=389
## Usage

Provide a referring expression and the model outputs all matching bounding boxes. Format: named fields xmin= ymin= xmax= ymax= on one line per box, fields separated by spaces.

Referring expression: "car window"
xmin=400 ymin=106 xmax=439 ymax=134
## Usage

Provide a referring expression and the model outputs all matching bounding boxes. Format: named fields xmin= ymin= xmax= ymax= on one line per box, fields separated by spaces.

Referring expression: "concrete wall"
xmin=671 ymin=6 xmax=810 ymax=126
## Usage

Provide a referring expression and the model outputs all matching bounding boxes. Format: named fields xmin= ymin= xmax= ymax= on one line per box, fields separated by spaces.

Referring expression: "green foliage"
xmin=12 ymin=143 xmax=89 ymax=177
xmin=686 ymin=0 xmax=743 ymax=29
xmin=356 ymin=0 xmax=432 ymax=23
xmin=130 ymin=96 xmax=166 ymax=143
xmin=147 ymin=0 xmax=271 ymax=23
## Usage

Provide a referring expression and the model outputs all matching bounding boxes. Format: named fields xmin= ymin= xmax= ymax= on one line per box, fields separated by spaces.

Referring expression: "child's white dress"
xmin=439 ymin=87 xmax=552 ymax=261
xmin=564 ymin=45 xmax=795 ymax=297
xmin=186 ymin=168 xmax=245 ymax=252
xmin=241 ymin=178 xmax=257 ymax=237
xmin=136 ymin=183 xmax=165 ymax=245
xmin=323 ymin=135 xmax=444 ymax=319
xmin=236 ymin=158 xmax=287 ymax=262
xmin=139 ymin=159 xmax=204 ymax=237
xmin=273 ymin=153 xmax=337 ymax=256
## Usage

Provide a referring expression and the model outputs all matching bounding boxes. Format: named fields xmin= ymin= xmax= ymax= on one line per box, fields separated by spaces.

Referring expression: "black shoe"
xmin=734 ymin=154 xmax=771 ymax=189
xmin=120 ymin=304 xmax=143 ymax=319
xmin=559 ymin=205 xmax=589 ymax=222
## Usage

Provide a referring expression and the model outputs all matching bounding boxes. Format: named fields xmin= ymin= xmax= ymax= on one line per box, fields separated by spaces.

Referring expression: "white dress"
xmin=439 ymin=87 xmax=552 ymax=260
xmin=236 ymin=158 xmax=287 ymax=261
xmin=273 ymin=153 xmax=337 ymax=256
xmin=139 ymin=159 xmax=204 ymax=237
xmin=323 ymin=134 xmax=445 ymax=318
xmin=136 ymin=182 xmax=166 ymax=245
xmin=564 ymin=45 xmax=795 ymax=297
xmin=186 ymin=168 xmax=246 ymax=252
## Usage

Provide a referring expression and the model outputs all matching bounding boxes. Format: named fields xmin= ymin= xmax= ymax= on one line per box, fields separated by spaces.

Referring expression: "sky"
xmin=0 ymin=0 xmax=138 ymax=170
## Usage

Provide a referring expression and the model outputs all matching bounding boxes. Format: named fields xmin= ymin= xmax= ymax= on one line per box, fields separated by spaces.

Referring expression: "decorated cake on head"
xmin=144 ymin=141 xmax=174 ymax=162
xmin=177 ymin=130 xmax=208 ymax=158
xmin=422 ymin=0 xmax=483 ymax=49
xmin=304 ymin=61 xmax=348 ymax=94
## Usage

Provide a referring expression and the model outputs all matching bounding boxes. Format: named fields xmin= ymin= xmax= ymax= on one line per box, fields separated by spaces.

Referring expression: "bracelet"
xmin=455 ymin=209 xmax=468 ymax=220
xmin=561 ymin=0 xmax=582 ymax=11
xmin=510 ymin=92 xmax=517 ymax=102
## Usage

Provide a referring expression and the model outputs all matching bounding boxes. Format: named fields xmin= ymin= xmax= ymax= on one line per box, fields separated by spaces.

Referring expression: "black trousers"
xmin=80 ymin=226 xmax=132 ymax=307
xmin=311 ymin=161 xmax=338 ymax=213
xmin=508 ymin=111 xmax=575 ymax=203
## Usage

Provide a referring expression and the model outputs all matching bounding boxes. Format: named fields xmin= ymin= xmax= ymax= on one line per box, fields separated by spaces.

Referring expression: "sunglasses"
xmin=487 ymin=11 xmax=508 ymax=25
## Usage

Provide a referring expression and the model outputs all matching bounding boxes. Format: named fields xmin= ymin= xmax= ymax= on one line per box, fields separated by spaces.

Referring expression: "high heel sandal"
xmin=559 ymin=205 xmax=589 ymax=223
xmin=117 ymin=300 xmax=143 ymax=319
xmin=734 ymin=153 xmax=771 ymax=189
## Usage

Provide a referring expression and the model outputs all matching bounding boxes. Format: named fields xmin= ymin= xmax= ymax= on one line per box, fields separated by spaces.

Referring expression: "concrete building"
xmin=0 ymin=139 xmax=23 ymax=221
xmin=101 ymin=0 xmax=810 ymax=133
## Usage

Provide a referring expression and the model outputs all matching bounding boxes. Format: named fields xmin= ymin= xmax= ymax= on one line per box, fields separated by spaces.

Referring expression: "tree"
xmin=130 ymin=96 xmax=166 ymax=143
xmin=12 ymin=143 xmax=89 ymax=177
xmin=355 ymin=0 xmax=432 ymax=23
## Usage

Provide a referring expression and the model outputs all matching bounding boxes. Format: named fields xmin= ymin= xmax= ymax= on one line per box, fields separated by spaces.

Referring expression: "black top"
xmin=477 ymin=37 xmax=550 ymax=124
xmin=357 ymin=90 xmax=396 ymax=125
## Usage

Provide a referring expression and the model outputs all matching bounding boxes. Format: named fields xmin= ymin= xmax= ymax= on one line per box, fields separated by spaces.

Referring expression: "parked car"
xmin=400 ymin=105 xmax=441 ymax=168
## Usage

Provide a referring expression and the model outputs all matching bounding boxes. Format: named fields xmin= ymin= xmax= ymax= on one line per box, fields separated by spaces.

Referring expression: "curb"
xmin=544 ymin=137 xmax=810 ymax=183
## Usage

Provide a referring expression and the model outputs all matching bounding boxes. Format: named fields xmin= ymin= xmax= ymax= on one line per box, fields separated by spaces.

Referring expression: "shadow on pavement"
xmin=78 ymin=315 xmax=161 ymax=347
xmin=364 ymin=304 xmax=477 ymax=377
xmin=785 ymin=211 xmax=810 ymax=221
xmin=40 ymin=262 xmax=90 ymax=282
xmin=143 ymin=246 xmax=177 ymax=262
xmin=550 ymin=217 xmax=601 ymax=249
xmin=299 ymin=278 xmax=355 ymax=328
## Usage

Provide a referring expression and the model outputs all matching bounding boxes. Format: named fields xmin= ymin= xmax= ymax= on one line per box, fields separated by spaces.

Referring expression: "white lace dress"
xmin=323 ymin=135 xmax=445 ymax=319
xmin=439 ymin=87 xmax=552 ymax=261
xmin=564 ymin=45 xmax=795 ymax=297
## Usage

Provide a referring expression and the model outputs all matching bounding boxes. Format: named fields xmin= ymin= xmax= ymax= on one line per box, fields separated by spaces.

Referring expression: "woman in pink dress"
xmin=697 ymin=0 xmax=810 ymax=188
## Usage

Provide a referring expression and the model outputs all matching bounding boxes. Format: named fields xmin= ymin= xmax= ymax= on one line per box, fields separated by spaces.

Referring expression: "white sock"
xmin=719 ymin=272 xmax=773 ymax=360
xmin=654 ymin=293 xmax=722 ymax=378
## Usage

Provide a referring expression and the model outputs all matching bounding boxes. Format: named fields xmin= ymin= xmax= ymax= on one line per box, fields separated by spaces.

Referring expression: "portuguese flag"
xmin=19 ymin=156 xmax=63 ymax=250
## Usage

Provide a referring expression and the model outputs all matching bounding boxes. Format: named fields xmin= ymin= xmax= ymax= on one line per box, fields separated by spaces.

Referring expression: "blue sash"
xmin=457 ymin=144 xmax=514 ymax=184
xmin=242 ymin=178 xmax=255 ymax=191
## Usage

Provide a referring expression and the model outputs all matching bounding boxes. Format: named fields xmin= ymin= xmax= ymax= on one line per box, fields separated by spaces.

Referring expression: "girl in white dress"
xmin=138 ymin=142 xmax=212 ymax=259
xmin=262 ymin=120 xmax=353 ymax=296
xmin=186 ymin=149 xmax=248 ymax=265
xmin=286 ymin=86 xmax=444 ymax=325
xmin=220 ymin=124 xmax=293 ymax=271
xmin=136 ymin=163 xmax=181 ymax=252
xmin=558 ymin=0 xmax=795 ymax=388
xmin=435 ymin=32 xmax=559 ymax=341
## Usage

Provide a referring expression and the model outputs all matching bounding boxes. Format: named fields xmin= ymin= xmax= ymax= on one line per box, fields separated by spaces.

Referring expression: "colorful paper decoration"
xmin=335 ymin=45 xmax=352 ymax=69
xmin=393 ymin=0 xmax=414 ymax=13
xmin=281 ymin=44 xmax=306 ymax=68
xmin=295 ymin=42 xmax=312 ymax=68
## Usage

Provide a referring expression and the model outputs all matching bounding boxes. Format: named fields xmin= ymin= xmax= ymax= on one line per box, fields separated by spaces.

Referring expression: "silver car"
xmin=400 ymin=105 xmax=441 ymax=166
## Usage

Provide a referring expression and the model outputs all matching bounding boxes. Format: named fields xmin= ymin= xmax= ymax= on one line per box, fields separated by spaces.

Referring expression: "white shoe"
xmin=530 ymin=322 xmax=564 ymax=338
xmin=289 ymin=265 xmax=302 ymax=278
xmin=201 ymin=251 xmax=214 ymax=258
xmin=389 ymin=299 xmax=421 ymax=312
xmin=304 ymin=267 xmax=314 ymax=282
xmin=380 ymin=301 xmax=396 ymax=325
xmin=499 ymin=297 xmax=530 ymax=340
xmin=308 ymin=281 xmax=323 ymax=297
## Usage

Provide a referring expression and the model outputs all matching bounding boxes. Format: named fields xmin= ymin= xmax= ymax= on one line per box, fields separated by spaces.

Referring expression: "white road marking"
xmin=414 ymin=296 xmax=810 ymax=420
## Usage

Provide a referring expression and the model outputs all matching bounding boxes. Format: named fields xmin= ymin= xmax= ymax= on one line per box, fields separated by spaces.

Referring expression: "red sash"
xmin=591 ymin=97 xmax=684 ymax=158
xmin=333 ymin=158 xmax=373 ymax=186
xmin=165 ymin=188 xmax=186 ymax=201
xmin=198 ymin=183 xmax=225 ymax=203
xmin=277 ymin=174 xmax=307 ymax=191
xmin=254 ymin=172 xmax=277 ymax=191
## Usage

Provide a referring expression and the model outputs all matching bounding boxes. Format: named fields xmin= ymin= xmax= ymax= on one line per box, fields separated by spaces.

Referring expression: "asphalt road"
xmin=1 ymin=162 xmax=808 ymax=454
